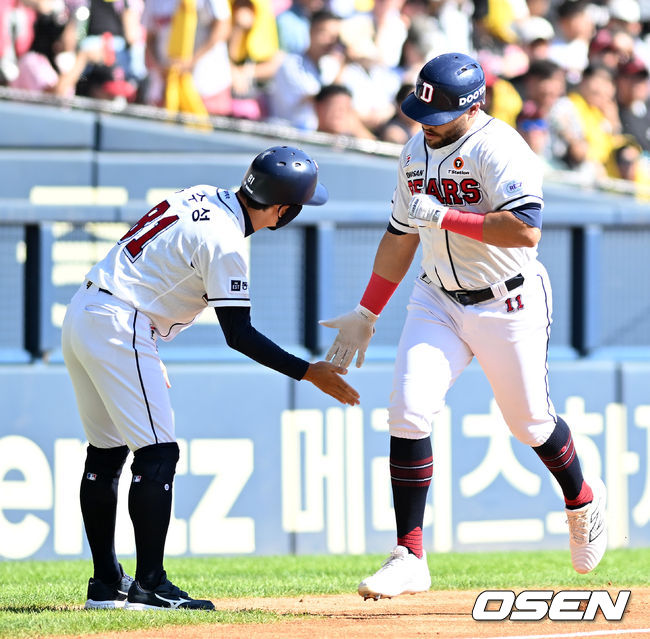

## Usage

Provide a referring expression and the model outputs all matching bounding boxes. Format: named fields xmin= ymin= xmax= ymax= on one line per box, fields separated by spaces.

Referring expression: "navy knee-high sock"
xmin=390 ymin=436 xmax=433 ymax=558
xmin=79 ymin=444 xmax=129 ymax=583
xmin=532 ymin=417 xmax=593 ymax=509
xmin=128 ymin=443 xmax=179 ymax=589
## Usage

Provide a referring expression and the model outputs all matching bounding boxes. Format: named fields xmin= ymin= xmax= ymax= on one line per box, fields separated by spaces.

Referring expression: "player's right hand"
xmin=319 ymin=305 xmax=378 ymax=369
xmin=407 ymin=194 xmax=449 ymax=229
xmin=303 ymin=361 xmax=360 ymax=406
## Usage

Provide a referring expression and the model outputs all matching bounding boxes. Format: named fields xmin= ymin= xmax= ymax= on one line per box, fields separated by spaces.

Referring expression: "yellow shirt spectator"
xmin=230 ymin=0 xmax=279 ymax=63
xmin=486 ymin=76 xmax=523 ymax=129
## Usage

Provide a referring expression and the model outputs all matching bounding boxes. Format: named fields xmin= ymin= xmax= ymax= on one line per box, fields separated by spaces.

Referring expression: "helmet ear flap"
xmin=269 ymin=204 xmax=302 ymax=231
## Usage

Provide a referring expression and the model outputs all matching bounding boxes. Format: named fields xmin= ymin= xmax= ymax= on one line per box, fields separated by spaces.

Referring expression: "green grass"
xmin=0 ymin=548 xmax=648 ymax=638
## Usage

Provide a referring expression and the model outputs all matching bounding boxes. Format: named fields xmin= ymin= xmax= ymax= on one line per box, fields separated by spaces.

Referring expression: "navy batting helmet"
xmin=401 ymin=53 xmax=486 ymax=126
xmin=241 ymin=146 xmax=328 ymax=207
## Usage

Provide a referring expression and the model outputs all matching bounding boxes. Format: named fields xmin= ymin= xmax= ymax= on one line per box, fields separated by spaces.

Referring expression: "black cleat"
xmin=84 ymin=564 xmax=134 ymax=609
xmin=124 ymin=571 xmax=214 ymax=610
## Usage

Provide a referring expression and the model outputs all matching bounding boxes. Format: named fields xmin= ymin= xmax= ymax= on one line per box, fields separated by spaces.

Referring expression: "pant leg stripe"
xmin=132 ymin=310 xmax=158 ymax=444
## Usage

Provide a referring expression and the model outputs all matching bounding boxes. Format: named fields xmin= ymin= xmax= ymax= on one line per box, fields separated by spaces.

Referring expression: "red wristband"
xmin=440 ymin=208 xmax=484 ymax=242
xmin=360 ymin=272 xmax=399 ymax=315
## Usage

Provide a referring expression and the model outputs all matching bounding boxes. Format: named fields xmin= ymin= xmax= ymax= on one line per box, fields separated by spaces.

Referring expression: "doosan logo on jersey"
xmin=458 ymin=85 xmax=486 ymax=107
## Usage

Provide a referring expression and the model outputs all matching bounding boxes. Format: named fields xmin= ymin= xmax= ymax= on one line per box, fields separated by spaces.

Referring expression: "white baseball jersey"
xmin=86 ymin=186 xmax=250 ymax=341
xmin=63 ymin=185 xmax=254 ymax=450
xmin=386 ymin=110 xmax=557 ymax=448
xmin=390 ymin=110 xmax=544 ymax=290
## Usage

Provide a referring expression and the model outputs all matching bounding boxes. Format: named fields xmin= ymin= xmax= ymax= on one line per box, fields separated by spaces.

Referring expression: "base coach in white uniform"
xmin=321 ymin=54 xmax=607 ymax=600
xmin=62 ymin=146 xmax=359 ymax=610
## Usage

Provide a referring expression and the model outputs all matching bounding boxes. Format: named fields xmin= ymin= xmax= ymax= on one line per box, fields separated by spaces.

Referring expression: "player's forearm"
xmin=215 ymin=306 xmax=309 ymax=380
xmin=481 ymin=211 xmax=541 ymax=248
xmin=357 ymin=231 xmax=419 ymax=315
xmin=372 ymin=231 xmax=419 ymax=283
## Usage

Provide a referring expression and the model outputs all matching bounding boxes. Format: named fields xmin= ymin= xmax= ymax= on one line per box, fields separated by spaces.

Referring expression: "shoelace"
xmin=160 ymin=579 xmax=189 ymax=598
xmin=566 ymin=509 xmax=589 ymax=544
xmin=376 ymin=549 xmax=409 ymax=574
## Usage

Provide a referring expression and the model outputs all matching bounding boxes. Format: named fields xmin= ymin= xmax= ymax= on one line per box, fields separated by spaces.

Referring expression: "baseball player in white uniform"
xmin=321 ymin=53 xmax=607 ymax=600
xmin=62 ymin=146 xmax=359 ymax=610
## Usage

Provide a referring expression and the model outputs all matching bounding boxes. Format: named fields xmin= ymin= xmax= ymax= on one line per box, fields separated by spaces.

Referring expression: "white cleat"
xmin=358 ymin=545 xmax=431 ymax=600
xmin=566 ymin=476 xmax=608 ymax=574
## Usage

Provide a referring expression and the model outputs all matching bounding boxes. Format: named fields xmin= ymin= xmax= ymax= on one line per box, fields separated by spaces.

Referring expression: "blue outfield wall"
xmin=1 ymin=360 xmax=649 ymax=561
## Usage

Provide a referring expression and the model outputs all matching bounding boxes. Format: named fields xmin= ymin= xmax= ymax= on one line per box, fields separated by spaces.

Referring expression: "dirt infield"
xmin=53 ymin=588 xmax=650 ymax=639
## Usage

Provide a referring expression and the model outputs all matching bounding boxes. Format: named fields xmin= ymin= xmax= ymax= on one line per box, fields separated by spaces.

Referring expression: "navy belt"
xmin=422 ymin=273 xmax=525 ymax=306
xmin=86 ymin=281 xmax=113 ymax=296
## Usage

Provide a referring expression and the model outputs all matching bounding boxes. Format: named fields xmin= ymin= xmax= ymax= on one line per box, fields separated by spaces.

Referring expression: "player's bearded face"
xmin=421 ymin=113 xmax=471 ymax=149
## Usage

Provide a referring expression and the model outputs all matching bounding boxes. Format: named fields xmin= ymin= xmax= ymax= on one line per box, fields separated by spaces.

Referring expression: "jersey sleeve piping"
xmin=390 ymin=214 xmax=418 ymax=233
xmin=206 ymin=298 xmax=251 ymax=307
xmin=497 ymin=193 xmax=544 ymax=210
xmin=387 ymin=223 xmax=407 ymax=235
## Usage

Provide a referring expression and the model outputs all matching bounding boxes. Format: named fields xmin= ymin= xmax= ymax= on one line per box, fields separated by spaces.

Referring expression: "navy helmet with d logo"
xmin=401 ymin=53 xmax=486 ymax=126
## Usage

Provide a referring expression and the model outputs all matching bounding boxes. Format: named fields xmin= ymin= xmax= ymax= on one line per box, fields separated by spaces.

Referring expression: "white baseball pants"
xmin=62 ymin=283 xmax=175 ymax=450
xmin=388 ymin=260 xmax=557 ymax=446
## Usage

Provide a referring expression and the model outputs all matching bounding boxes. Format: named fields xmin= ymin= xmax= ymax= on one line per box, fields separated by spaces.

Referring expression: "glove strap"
xmin=360 ymin=272 xmax=398 ymax=315
xmin=440 ymin=208 xmax=485 ymax=242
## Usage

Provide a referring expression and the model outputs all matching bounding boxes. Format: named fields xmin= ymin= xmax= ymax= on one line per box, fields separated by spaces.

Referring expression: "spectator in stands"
xmin=515 ymin=15 xmax=555 ymax=65
xmin=605 ymin=136 xmax=650 ymax=200
xmin=405 ymin=0 xmax=473 ymax=61
xmin=142 ymin=0 xmax=232 ymax=116
xmin=517 ymin=115 xmax=549 ymax=159
xmin=516 ymin=59 xmax=566 ymax=119
xmin=395 ymin=26 xmax=429 ymax=85
xmin=340 ymin=0 xmax=408 ymax=70
xmin=607 ymin=0 xmax=643 ymax=41
xmin=265 ymin=9 xmax=343 ymax=130
xmin=588 ymin=26 xmax=636 ymax=70
xmin=229 ymin=0 xmax=284 ymax=119
xmin=616 ymin=56 xmax=650 ymax=151
xmin=313 ymin=83 xmax=376 ymax=138
xmin=337 ymin=29 xmax=400 ymax=132
xmin=377 ymin=82 xmax=419 ymax=144
xmin=23 ymin=0 xmax=77 ymax=71
xmin=548 ymin=63 xmax=622 ymax=179
xmin=549 ymin=0 xmax=595 ymax=85
xmin=476 ymin=0 xmax=529 ymax=50
xmin=526 ymin=0 xmax=551 ymax=18
xmin=12 ymin=46 xmax=94 ymax=95
xmin=81 ymin=0 xmax=145 ymax=85
xmin=605 ymin=0 xmax=650 ymax=70
xmin=516 ymin=108 xmax=563 ymax=172
xmin=11 ymin=0 xmax=73 ymax=92
xmin=484 ymin=71 xmax=522 ymax=128
xmin=276 ymin=0 xmax=324 ymax=54
xmin=76 ymin=61 xmax=137 ymax=103
xmin=11 ymin=0 xmax=107 ymax=96
xmin=608 ymin=136 xmax=649 ymax=180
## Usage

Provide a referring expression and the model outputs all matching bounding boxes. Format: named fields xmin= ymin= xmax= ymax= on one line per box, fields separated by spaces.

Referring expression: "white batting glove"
xmin=407 ymin=194 xmax=449 ymax=229
xmin=319 ymin=304 xmax=378 ymax=369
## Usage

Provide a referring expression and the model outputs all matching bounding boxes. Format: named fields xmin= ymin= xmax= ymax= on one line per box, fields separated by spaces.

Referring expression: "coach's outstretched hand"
xmin=303 ymin=361 xmax=360 ymax=406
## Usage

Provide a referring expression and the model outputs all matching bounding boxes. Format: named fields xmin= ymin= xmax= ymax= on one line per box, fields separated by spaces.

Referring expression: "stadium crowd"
xmin=1 ymin=0 xmax=649 ymax=188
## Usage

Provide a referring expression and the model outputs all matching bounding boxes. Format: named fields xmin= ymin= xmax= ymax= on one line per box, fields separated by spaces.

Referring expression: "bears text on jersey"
xmin=407 ymin=177 xmax=482 ymax=206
